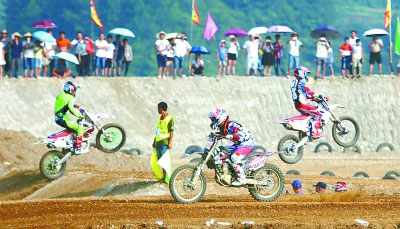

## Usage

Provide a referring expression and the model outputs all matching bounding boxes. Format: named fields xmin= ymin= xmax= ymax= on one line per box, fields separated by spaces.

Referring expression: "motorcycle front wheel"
xmin=248 ymin=163 xmax=284 ymax=202
xmin=169 ymin=165 xmax=206 ymax=204
xmin=39 ymin=150 xmax=66 ymax=180
xmin=96 ymin=123 xmax=126 ymax=153
xmin=332 ymin=116 xmax=360 ymax=147
xmin=277 ymin=135 xmax=304 ymax=164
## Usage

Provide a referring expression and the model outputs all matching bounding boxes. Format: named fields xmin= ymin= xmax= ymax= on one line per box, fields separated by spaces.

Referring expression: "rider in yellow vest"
xmin=152 ymin=102 xmax=174 ymax=182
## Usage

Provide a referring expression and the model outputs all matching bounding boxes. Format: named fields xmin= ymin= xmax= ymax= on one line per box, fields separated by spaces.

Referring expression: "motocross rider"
xmin=54 ymin=81 xmax=85 ymax=154
xmin=290 ymin=66 xmax=326 ymax=137
xmin=208 ymin=108 xmax=255 ymax=186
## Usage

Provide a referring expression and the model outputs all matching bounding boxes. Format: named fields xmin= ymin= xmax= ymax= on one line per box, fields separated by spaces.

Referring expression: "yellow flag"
xmin=192 ymin=0 xmax=200 ymax=25
xmin=384 ymin=0 xmax=391 ymax=29
xmin=90 ymin=0 xmax=104 ymax=31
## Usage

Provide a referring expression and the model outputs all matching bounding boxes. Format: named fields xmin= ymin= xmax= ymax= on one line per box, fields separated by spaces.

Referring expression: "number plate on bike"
xmin=205 ymin=138 xmax=214 ymax=150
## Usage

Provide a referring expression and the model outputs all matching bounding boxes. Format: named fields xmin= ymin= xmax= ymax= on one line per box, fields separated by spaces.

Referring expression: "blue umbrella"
xmin=310 ymin=26 xmax=341 ymax=40
xmin=190 ymin=46 xmax=210 ymax=55
xmin=32 ymin=31 xmax=56 ymax=42
xmin=109 ymin=28 xmax=135 ymax=38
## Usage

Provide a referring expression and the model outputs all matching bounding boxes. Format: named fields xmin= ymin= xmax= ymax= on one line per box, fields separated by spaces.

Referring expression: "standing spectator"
xmin=77 ymin=36 xmax=90 ymax=76
xmin=261 ymin=36 xmax=274 ymax=76
xmin=113 ymin=35 xmax=124 ymax=76
xmin=122 ymin=38 xmax=133 ymax=76
xmin=85 ymin=36 xmax=95 ymax=76
xmin=56 ymin=32 xmax=73 ymax=52
xmin=95 ymin=33 xmax=107 ymax=76
xmin=33 ymin=40 xmax=46 ymax=78
xmin=242 ymin=35 xmax=260 ymax=76
xmin=22 ymin=33 xmax=34 ymax=78
xmin=315 ymin=34 xmax=330 ymax=79
xmin=291 ymin=179 xmax=304 ymax=195
xmin=154 ymin=31 xmax=169 ymax=78
xmin=273 ymin=34 xmax=286 ymax=76
xmin=217 ymin=40 xmax=228 ymax=77
xmin=227 ymin=35 xmax=239 ymax=76
xmin=352 ymin=39 xmax=363 ymax=78
xmin=10 ymin=33 xmax=23 ymax=78
xmin=287 ymin=33 xmax=303 ymax=76
xmin=151 ymin=102 xmax=174 ymax=184
xmin=314 ymin=182 xmax=327 ymax=193
xmin=165 ymin=38 xmax=175 ymax=77
xmin=349 ymin=30 xmax=361 ymax=76
xmin=71 ymin=32 xmax=84 ymax=76
xmin=340 ymin=38 xmax=353 ymax=79
xmin=191 ymin=54 xmax=204 ymax=76
xmin=1 ymin=29 xmax=10 ymax=77
xmin=105 ymin=35 xmax=115 ymax=77
xmin=326 ymin=41 xmax=334 ymax=76
xmin=0 ymin=39 xmax=5 ymax=78
xmin=173 ymin=33 xmax=191 ymax=78
xmin=44 ymin=29 xmax=56 ymax=77
xmin=368 ymin=35 xmax=383 ymax=75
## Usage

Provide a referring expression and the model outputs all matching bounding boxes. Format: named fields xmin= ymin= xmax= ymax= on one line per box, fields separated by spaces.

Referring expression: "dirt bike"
xmin=169 ymin=132 xmax=284 ymax=203
xmin=277 ymin=95 xmax=360 ymax=164
xmin=36 ymin=108 xmax=126 ymax=180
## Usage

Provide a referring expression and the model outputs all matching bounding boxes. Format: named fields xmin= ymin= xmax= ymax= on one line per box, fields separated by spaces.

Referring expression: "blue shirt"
xmin=218 ymin=46 xmax=228 ymax=60
xmin=11 ymin=41 xmax=23 ymax=58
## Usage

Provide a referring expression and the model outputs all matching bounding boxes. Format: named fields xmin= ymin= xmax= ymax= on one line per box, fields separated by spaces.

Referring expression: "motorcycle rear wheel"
xmin=96 ymin=123 xmax=126 ymax=153
xmin=169 ymin=165 xmax=206 ymax=204
xmin=277 ymin=135 xmax=304 ymax=164
xmin=248 ymin=163 xmax=284 ymax=202
xmin=39 ymin=150 xmax=66 ymax=180
xmin=332 ymin=116 xmax=360 ymax=147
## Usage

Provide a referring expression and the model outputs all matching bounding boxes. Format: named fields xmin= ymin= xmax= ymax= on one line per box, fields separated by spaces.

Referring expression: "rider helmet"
xmin=207 ymin=108 xmax=229 ymax=130
xmin=63 ymin=81 xmax=80 ymax=96
xmin=293 ymin=66 xmax=311 ymax=79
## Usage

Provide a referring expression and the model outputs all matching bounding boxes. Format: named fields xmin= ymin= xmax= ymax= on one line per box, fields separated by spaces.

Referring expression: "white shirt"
xmin=22 ymin=40 xmax=35 ymax=58
xmin=316 ymin=41 xmax=328 ymax=58
xmin=0 ymin=42 xmax=4 ymax=65
xmin=288 ymin=40 xmax=303 ymax=56
xmin=192 ymin=59 xmax=204 ymax=68
xmin=167 ymin=45 xmax=175 ymax=58
xmin=105 ymin=43 xmax=115 ymax=59
xmin=44 ymin=41 xmax=56 ymax=57
xmin=243 ymin=40 xmax=260 ymax=58
xmin=95 ymin=39 xmax=108 ymax=57
xmin=228 ymin=41 xmax=240 ymax=54
xmin=155 ymin=39 xmax=170 ymax=56
xmin=71 ymin=39 xmax=85 ymax=54
xmin=349 ymin=37 xmax=361 ymax=48
xmin=353 ymin=45 xmax=362 ymax=59
xmin=174 ymin=39 xmax=191 ymax=57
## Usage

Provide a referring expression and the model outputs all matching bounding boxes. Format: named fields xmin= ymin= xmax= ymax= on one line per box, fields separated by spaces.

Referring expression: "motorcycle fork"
xmin=190 ymin=151 xmax=212 ymax=187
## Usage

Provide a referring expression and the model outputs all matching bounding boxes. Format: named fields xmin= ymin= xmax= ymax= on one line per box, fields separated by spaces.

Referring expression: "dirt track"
xmin=1 ymin=129 xmax=400 ymax=228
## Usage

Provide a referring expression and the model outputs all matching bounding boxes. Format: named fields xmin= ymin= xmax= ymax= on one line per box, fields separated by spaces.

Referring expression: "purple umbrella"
xmin=267 ymin=25 xmax=294 ymax=33
xmin=224 ymin=29 xmax=248 ymax=37
xmin=310 ymin=26 xmax=341 ymax=40
xmin=32 ymin=21 xmax=57 ymax=29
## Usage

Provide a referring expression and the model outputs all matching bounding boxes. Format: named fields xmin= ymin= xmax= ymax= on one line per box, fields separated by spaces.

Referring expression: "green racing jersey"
xmin=54 ymin=92 xmax=83 ymax=118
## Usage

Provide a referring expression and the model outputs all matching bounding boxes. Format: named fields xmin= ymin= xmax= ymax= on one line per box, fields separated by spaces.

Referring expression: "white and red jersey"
xmin=223 ymin=120 xmax=255 ymax=147
xmin=290 ymin=78 xmax=316 ymax=105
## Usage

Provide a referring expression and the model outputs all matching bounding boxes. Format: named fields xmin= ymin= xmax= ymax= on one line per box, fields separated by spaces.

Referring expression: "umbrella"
xmin=267 ymin=25 xmax=294 ymax=33
xmin=224 ymin=29 xmax=248 ymax=37
xmin=32 ymin=21 xmax=57 ymax=29
xmin=190 ymin=46 xmax=211 ymax=54
xmin=248 ymin=26 xmax=269 ymax=35
xmin=310 ymin=26 xmax=341 ymax=40
xmin=363 ymin=29 xmax=389 ymax=37
xmin=56 ymin=52 xmax=79 ymax=65
xmin=109 ymin=28 xmax=135 ymax=38
xmin=32 ymin=31 xmax=56 ymax=42
xmin=165 ymin=33 xmax=179 ymax=40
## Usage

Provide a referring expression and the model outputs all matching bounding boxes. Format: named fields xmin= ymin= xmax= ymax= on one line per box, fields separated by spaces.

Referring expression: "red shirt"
xmin=340 ymin=44 xmax=352 ymax=56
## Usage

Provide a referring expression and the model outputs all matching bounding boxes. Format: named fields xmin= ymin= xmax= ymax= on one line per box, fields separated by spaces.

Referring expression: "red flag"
xmin=384 ymin=0 xmax=391 ymax=29
xmin=90 ymin=0 xmax=104 ymax=31
xmin=192 ymin=1 xmax=200 ymax=25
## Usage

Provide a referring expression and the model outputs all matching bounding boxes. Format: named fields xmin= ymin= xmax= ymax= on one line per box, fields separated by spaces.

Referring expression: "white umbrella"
xmin=165 ymin=33 xmax=179 ymax=40
xmin=109 ymin=28 xmax=135 ymax=38
xmin=363 ymin=29 xmax=389 ymax=37
xmin=248 ymin=26 xmax=268 ymax=35
xmin=56 ymin=52 xmax=79 ymax=65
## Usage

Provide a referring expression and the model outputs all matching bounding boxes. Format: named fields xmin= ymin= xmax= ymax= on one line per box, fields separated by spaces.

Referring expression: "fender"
xmin=329 ymin=104 xmax=346 ymax=111
xmin=88 ymin=113 xmax=114 ymax=122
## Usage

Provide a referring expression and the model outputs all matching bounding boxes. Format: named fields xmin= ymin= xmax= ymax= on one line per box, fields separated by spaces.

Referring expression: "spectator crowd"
xmin=0 ymin=29 xmax=133 ymax=79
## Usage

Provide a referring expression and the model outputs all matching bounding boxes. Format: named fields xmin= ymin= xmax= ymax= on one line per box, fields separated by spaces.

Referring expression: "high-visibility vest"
xmin=155 ymin=114 xmax=172 ymax=142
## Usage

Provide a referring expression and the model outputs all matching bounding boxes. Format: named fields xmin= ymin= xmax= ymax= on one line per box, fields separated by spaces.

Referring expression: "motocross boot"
xmin=312 ymin=119 xmax=324 ymax=138
xmin=74 ymin=136 xmax=85 ymax=154
xmin=232 ymin=164 xmax=246 ymax=186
